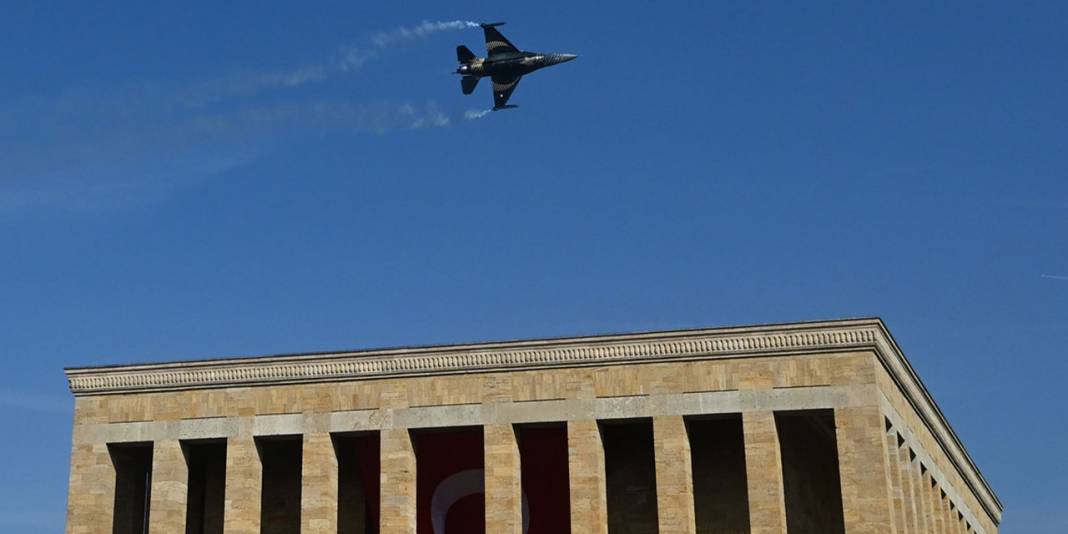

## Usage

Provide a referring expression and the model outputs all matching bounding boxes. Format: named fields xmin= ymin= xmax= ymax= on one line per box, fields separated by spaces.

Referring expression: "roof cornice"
xmin=63 ymin=318 xmax=1001 ymax=523
xmin=67 ymin=319 xmax=881 ymax=395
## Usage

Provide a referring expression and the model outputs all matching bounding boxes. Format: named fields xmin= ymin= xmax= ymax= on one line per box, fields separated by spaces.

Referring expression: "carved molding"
xmin=66 ymin=324 xmax=877 ymax=395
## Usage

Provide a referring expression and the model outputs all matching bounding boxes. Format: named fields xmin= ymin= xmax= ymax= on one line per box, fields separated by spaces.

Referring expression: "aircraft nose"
xmin=558 ymin=53 xmax=577 ymax=63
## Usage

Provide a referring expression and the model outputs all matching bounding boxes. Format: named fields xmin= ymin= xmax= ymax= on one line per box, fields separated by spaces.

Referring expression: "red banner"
xmin=411 ymin=426 xmax=571 ymax=534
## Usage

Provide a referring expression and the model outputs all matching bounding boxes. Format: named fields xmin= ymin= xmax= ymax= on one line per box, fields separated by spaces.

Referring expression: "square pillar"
xmin=653 ymin=416 xmax=696 ymax=534
xmin=955 ymin=503 xmax=968 ymax=533
xmin=911 ymin=456 xmax=930 ymax=533
xmin=380 ymin=428 xmax=416 ymax=533
xmin=149 ymin=440 xmax=188 ymax=533
xmin=883 ymin=431 xmax=908 ymax=533
xmin=224 ymin=435 xmax=262 ymax=534
xmin=942 ymin=492 xmax=956 ymax=534
xmin=742 ymin=411 xmax=787 ymax=534
xmin=485 ymin=424 xmax=522 ymax=534
xmin=918 ymin=467 xmax=938 ymax=533
xmin=568 ymin=419 xmax=607 ymax=534
xmin=301 ymin=433 xmax=338 ymax=533
xmin=66 ymin=443 xmax=116 ymax=534
xmin=835 ymin=406 xmax=897 ymax=533
xmin=896 ymin=445 xmax=919 ymax=534
xmin=929 ymin=477 xmax=946 ymax=533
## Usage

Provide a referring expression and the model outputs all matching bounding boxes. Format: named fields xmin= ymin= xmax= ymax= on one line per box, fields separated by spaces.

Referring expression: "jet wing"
xmin=483 ymin=25 xmax=519 ymax=58
xmin=491 ymin=74 xmax=521 ymax=109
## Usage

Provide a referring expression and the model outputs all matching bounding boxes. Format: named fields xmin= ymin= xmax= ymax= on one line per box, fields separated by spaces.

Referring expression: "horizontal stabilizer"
xmin=461 ymin=76 xmax=480 ymax=95
xmin=456 ymin=45 xmax=476 ymax=64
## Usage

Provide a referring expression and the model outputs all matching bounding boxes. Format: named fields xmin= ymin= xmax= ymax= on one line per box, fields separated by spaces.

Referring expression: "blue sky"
xmin=2 ymin=1 xmax=1065 ymax=531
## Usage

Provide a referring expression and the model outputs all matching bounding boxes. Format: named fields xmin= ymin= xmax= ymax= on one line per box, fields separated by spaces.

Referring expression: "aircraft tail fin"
xmin=461 ymin=76 xmax=480 ymax=95
xmin=456 ymin=45 xmax=476 ymax=64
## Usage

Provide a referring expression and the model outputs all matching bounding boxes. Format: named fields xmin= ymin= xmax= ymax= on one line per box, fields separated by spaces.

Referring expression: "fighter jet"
xmin=455 ymin=22 xmax=577 ymax=110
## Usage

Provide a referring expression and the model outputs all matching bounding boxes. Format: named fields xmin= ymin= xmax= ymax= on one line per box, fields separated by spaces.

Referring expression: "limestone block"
xmin=301 ymin=432 xmax=338 ymax=533
xmin=930 ymin=477 xmax=946 ymax=533
xmin=653 ymin=416 xmax=696 ymax=534
xmin=884 ymin=431 xmax=908 ymax=533
xmin=484 ymin=424 xmax=522 ymax=534
xmin=835 ymin=406 xmax=896 ymax=533
xmin=380 ymin=428 xmax=416 ymax=533
xmin=65 ymin=442 xmax=116 ymax=534
xmin=912 ymin=457 xmax=931 ymax=533
xmin=224 ymin=435 xmax=262 ymax=534
xmin=743 ymin=411 xmax=787 ymax=534
xmin=568 ymin=419 xmax=607 ymax=534
xmin=896 ymin=445 xmax=919 ymax=534
xmin=149 ymin=440 xmax=188 ymax=533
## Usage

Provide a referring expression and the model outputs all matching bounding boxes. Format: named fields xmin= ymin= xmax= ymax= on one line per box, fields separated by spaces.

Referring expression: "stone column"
xmin=653 ymin=416 xmax=696 ymax=534
xmin=485 ymin=424 xmax=523 ymax=534
xmin=66 ymin=443 xmax=116 ymax=534
xmin=568 ymin=419 xmax=608 ymax=534
xmin=939 ymin=489 xmax=956 ymax=531
xmin=911 ymin=457 xmax=930 ymax=533
xmin=380 ymin=428 xmax=417 ymax=533
xmin=944 ymin=493 xmax=958 ymax=534
xmin=835 ymin=407 xmax=897 ymax=533
xmin=742 ymin=411 xmax=787 ymax=534
xmin=149 ymin=440 xmax=188 ymax=533
xmin=918 ymin=469 xmax=939 ymax=533
xmin=301 ymin=432 xmax=338 ymax=533
xmin=224 ymin=435 xmax=262 ymax=534
xmin=930 ymin=478 xmax=946 ymax=534
xmin=883 ymin=431 xmax=908 ymax=533
xmin=896 ymin=446 xmax=919 ymax=534
xmin=957 ymin=509 xmax=969 ymax=534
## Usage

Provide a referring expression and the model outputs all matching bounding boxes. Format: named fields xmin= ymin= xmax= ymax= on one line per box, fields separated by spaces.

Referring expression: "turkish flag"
xmin=518 ymin=425 xmax=571 ymax=534
xmin=415 ymin=429 xmax=486 ymax=534
xmin=412 ymin=425 xmax=570 ymax=534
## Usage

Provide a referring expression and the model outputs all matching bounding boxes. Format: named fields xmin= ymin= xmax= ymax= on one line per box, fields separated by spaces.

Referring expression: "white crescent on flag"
xmin=429 ymin=468 xmax=530 ymax=534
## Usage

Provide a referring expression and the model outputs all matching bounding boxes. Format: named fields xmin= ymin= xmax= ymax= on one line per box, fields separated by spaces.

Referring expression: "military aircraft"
xmin=455 ymin=22 xmax=577 ymax=110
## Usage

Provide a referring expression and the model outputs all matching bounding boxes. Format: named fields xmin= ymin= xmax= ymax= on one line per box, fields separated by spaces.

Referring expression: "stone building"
xmin=64 ymin=318 xmax=1001 ymax=533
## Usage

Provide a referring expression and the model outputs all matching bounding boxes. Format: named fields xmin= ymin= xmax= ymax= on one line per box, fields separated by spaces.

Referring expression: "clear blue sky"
xmin=2 ymin=1 xmax=1065 ymax=531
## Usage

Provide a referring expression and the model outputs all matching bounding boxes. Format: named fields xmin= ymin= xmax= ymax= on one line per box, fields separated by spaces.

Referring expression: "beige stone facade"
xmin=63 ymin=318 xmax=1001 ymax=533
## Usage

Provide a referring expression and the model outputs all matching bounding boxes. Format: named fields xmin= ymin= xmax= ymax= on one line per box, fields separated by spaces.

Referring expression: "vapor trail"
xmin=464 ymin=109 xmax=493 ymax=120
xmin=188 ymin=20 xmax=481 ymax=105
xmin=369 ymin=20 xmax=480 ymax=48
xmin=2 ymin=20 xmax=481 ymax=215
xmin=1041 ymin=274 xmax=1068 ymax=281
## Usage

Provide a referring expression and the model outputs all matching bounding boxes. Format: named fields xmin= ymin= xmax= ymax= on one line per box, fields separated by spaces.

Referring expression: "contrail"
xmin=369 ymin=20 xmax=480 ymax=48
xmin=464 ymin=109 xmax=493 ymax=120
xmin=340 ymin=20 xmax=480 ymax=72
xmin=2 ymin=20 xmax=481 ymax=215
xmin=188 ymin=20 xmax=481 ymax=106
xmin=1041 ymin=274 xmax=1068 ymax=281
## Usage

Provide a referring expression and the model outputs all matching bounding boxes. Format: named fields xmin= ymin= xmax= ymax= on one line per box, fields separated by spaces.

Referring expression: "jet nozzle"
xmin=480 ymin=21 xmax=506 ymax=28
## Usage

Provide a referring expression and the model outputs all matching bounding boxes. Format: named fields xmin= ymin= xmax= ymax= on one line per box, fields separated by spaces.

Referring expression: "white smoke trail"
xmin=1041 ymin=274 xmax=1068 ymax=281
xmin=370 ymin=20 xmax=480 ymax=48
xmin=189 ymin=20 xmax=481 ymax=105
xmin=464 ymin=108 xmax=493 ymax=120
xmin=338 ymin=20 xmax=480 ymax=73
